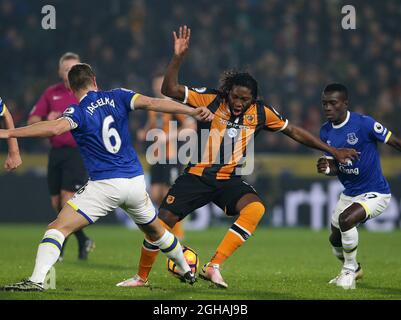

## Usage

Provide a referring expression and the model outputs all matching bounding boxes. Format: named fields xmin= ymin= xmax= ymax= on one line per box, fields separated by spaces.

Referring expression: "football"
xmin=167 ymin=246 xmax=199 ymax=276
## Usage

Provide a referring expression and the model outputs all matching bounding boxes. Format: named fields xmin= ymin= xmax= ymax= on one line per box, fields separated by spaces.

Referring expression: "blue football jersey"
xmin=0 ymin=97 xmax=6 ymax=117
xmin=62 ymin=88 xmax=144 ymax=181
xmin=320 ymin=111 xmax=391 ymax=196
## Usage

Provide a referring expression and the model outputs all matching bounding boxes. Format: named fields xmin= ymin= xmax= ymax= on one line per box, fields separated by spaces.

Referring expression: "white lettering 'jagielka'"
xmin=86 ymin=98 xmax=115 ymax=116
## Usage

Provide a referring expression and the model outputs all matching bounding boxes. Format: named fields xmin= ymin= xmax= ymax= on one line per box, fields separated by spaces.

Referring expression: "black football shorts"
xmin=47 ymin=147 xmax=88 ymax=195
xmin=160 ymin=173 xmax=260 ymax=219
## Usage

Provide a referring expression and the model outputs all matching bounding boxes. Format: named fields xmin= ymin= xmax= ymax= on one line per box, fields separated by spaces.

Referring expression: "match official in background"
xmin=28 ymin=52 xmax=94 ymax=261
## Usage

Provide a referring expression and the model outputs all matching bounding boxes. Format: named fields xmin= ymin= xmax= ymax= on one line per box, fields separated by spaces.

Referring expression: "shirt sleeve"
xmin=0 ymin=97 xmax=6 ymax=117
xmin=30 ymin=88 xmax=51 ymax=118
xmin=114 ymin=88 xmax=140 ymax=111
xmin=183 ymin=86 xmax=218 ymax=108
xmin=362 ymin=115 xmax=392 ymax=144
xmin=61 ymin=105 xmax=82 ymax=130
xmin=263 ymin=105 xmax=288 ymax=132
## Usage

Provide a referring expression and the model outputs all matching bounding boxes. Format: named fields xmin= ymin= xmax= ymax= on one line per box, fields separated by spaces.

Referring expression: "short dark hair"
xmin=323 ymin=83 xmax=348 ymax=100
xmin=68 ymin=63 xmax=95 ymax=92
xmin=219 ymin=70 xmax=258 ymax=100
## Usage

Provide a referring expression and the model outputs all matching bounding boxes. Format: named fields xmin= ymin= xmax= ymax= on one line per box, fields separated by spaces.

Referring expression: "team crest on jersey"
xmin=244 ymin=115 xmax=255 ymax=125
xmin=166 ymin=195 xmax=175 ymax=204
xmin=194 ymin=87 xmax=207 ymax=93
xmin=227 ymin=127 xmax=238 ymax=138
xmin=346 ymin=132 xmax=359 ymax=145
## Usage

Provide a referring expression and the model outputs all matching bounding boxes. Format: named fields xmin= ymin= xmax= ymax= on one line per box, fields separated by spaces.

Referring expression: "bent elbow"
xmin=160 ymin=84 xmax=169 ymax=97
xmin=161 ymin=84 xmax=174 ymax=98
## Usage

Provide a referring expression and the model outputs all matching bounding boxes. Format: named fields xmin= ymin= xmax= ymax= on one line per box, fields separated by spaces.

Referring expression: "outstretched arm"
xmin=1 ymin=108 xmax=22 ymax=171
xmin=134 ymin=95 xmax=213 ymax=122
xmin=282 ymin=123 xmax=358 ymax=164
xmin=0 ymin=118 xmax=72 ymax=139
xmin=386 ymin=134 xmax=401 ymax=152
xmin=161 ymin=25 xmax=191 ymax=101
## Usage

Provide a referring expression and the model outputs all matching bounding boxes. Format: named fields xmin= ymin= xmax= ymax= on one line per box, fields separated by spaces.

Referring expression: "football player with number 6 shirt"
xmin=317 ymin=83 xmax=401 ymax=290
xmin=0 ymin=63 xmax=213 ymax=291
xmin=28 ymin=52 xmax=93 ymax=261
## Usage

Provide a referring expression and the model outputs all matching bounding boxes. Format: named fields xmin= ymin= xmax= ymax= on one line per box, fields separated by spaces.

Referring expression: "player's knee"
xmin=241 ymin=201 xmax=265 ymax=217
xmin=158 ymin=209 xmax=180 ymax=229
xmin=338 ymin=212 xmax=353 ymax=232
xmin=60 ymin=192 xmax=74 ymax=207
xmin=237 ymin=201 xmax=265 ymax=234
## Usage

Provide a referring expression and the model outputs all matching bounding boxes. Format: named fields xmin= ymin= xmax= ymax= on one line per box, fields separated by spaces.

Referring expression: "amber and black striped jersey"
xmin=182 ymin=86 xmax=289 ymax=179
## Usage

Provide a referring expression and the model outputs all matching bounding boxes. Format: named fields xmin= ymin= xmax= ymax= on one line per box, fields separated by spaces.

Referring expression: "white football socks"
xmin=341 ymin=227 xmax=359 ymax=272
xmin=151 ymin=230 xmax=191 ymax=274
xmin=29 ymin=229 xmax=65 ymax=284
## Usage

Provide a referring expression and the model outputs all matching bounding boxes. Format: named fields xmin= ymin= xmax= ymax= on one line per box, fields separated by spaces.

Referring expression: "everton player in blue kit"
xmin=317 ymin=83 xmax=401 ymax=290
xmin=0 ymin=63 xmax=213 ymax=291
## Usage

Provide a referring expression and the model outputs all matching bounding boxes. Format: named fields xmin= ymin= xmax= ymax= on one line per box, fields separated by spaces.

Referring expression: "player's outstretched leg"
xmin=116 ymin=218 xmax=183 ymax=287
xmin=1 ymin=204 xmax=89 ymax=292
xmin=201 ymin=197 xmax=265 ymax=288
xmin=127 ymin=218 xmax=195 ymax=286
xmin=116 ymin=239 xmax=159 ymax=287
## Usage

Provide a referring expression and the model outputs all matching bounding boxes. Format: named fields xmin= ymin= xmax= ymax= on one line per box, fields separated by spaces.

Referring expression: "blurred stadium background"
xmin=1 ymin=0 xmax=401 ymax=231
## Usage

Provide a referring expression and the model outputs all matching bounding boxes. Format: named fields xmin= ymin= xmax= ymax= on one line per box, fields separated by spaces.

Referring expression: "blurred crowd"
xmin=1 ymin=0 xmax=401 ymax=154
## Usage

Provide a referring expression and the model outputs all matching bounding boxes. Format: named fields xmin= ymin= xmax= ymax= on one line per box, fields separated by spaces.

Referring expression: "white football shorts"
xmin=67 ymin=175 xmax=157 ymax=225
xmin=331 ymin=192 xmax=391 ymax=228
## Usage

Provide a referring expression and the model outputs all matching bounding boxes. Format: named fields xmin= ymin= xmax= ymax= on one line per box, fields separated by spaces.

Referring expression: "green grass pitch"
xmin=1 ymin=224 xmax=401 ymax=300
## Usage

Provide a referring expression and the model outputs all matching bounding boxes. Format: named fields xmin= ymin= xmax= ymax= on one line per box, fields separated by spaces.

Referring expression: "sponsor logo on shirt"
xmin=227 ymin=128 xmax=238 ymax=138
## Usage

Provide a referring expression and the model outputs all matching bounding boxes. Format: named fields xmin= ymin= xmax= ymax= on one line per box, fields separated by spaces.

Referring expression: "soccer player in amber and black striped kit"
xmin=117 ymin=26 xmax=359 ymax=288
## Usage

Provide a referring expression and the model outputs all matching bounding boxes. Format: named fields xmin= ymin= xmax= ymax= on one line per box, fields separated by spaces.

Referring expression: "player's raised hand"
xmin=191 ymin=107 xmax=214 ymax=122
xmin=332 ymin=148 xmax=359 ymax=164
xmin=173 ymin=25 xmax=191 ymax=58
xmin=4 ymin=151 xmax=22 ymax=171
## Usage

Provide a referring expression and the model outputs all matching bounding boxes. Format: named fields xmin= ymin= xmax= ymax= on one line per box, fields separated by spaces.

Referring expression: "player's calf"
xmin=140 ymin=220 xmax=193 ymax=282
